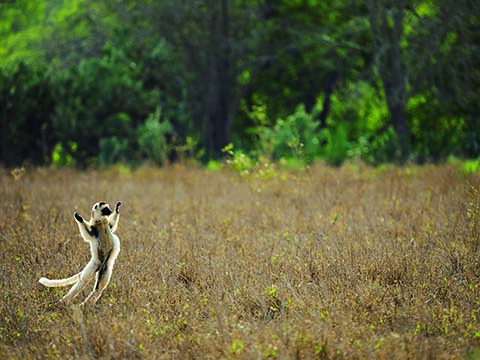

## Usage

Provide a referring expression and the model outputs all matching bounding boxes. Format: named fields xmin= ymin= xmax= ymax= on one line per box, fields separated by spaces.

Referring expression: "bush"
xmin=261 ymin=105 xmax=321 ymax=164
xmin=222 ymin=144 xmax=255 ymax=174
xmin=260 ymin=104 xmax=362 ymax=166
xmin=99 ymin=136 xmax=130 ymax=166
xmin=51 ymin=141 xmax=77 ymax=167
xmin=408 ymin=94 xmax=466 ymax=160
xmin=461 ymin=157 xmax=480 ymax=176
xmin=137 ymin=107 xmax=172 ymax=166
xmin=318 ymin=124 xmax=350 ymax=166
xmin=359 ymin=127 xmax=402 ymax=165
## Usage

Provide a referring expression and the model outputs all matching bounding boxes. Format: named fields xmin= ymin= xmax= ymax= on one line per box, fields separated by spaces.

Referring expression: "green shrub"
xmin=222 ymin=143 xmax=255 ymax=174
xmin=318 ymin=124 xmax=350 ymax=166
xmin=261 ymin=104 xmax=321 ymax=164
xmin=99 ymin=136 xmax=130 ymax=166
xmin=328 ymin=81 xmax=388 ymax=138
xmin=361 ymin=126 xmax=401 ymax=164
xmin=326 ymin=80 xmax=395 ymax=165
xmin=408 ymin=94 xmax=466 ymax=160
xmin=51 ymin=141 xmax=77 ymax=167
xmin=137 ymin=107 xmax=172 ymax=166
xmin=206 ymin=160 xmax=222 ymax=171
xmin=461 ymin=158 xmax=480 ymax=176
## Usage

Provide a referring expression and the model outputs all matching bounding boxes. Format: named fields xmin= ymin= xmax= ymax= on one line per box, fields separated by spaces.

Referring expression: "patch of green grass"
xmin=462 ymin=158 xmax=480 ymax=175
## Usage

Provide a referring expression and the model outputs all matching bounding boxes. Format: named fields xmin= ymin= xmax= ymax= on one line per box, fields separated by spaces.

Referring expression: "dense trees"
xmin=0 ymin=0 xmax=478 ymax=167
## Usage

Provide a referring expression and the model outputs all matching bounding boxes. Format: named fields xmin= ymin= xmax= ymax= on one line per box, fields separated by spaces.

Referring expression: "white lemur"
xmin=39 ymin=201 xmax=122 ymax=305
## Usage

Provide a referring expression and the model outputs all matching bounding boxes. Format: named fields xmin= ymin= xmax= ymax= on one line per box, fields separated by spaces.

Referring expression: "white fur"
xmin=39 ymin=201 xmax=122 ymax=306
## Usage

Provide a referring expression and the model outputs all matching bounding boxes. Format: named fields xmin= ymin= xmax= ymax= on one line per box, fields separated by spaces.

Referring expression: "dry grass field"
xmin=1 ymin=163 xmax=479 ymax=359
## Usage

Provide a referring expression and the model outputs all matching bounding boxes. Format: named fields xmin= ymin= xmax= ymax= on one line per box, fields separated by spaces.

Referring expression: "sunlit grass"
xmin=0 ymin=163 xmax=479 ymax=358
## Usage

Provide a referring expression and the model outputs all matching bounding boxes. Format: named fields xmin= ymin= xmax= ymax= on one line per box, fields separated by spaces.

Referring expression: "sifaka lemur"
xmin=39 ymin=201 xmax=122 ymax=306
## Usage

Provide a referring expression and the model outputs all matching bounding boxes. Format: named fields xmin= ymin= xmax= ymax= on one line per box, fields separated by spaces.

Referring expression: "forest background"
xmin=1 ymin=0 xmax=479 ymax=169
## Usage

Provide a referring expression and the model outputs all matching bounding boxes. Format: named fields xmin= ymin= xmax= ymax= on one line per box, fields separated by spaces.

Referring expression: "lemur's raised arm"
xmin=108 ymin=201 xmax=122 ymax=233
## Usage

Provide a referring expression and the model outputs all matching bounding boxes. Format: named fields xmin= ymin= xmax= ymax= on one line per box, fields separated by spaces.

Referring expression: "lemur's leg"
xmin=82 ymin=236 xmax=120 ymax=305
xmin=74 ymin=212 xmax=95 ymax=242
xmin=82 ymin=266 xmax=112 ymax=305
xmin=61 ymin=259 xmax=98 ymax=302
xmin=82 ymin=260 xmax=115 ymax=305
xmin=108 ymin=201 xmax=122 ymax=233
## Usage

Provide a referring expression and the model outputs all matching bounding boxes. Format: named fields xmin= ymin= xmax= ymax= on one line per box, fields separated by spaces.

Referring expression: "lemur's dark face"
xmin=91 ymin=201 xmax=112 ymax=221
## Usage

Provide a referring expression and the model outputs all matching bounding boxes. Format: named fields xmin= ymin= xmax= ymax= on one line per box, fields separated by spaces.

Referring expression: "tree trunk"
xmin=204 ymin=0 xmax=232 ymax=157
xmin=368 ymin=0 xmax=410 ymax=159
xmin=304 ymin=71 xmax=338 ymax=130
xmin=318 ymin=71 xmax=339 ymax=129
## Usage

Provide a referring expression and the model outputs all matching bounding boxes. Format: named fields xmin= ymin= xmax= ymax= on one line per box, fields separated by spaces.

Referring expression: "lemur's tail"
xmin=39 ymin=273 xmax=80 ymax=287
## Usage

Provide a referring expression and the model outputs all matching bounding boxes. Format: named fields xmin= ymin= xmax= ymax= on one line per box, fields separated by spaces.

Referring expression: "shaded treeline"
xmin=0 ymin=0 xmax=479 ymax=167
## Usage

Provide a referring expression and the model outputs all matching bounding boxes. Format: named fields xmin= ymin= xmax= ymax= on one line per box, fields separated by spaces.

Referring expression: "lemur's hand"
xmin=115 ymin=201 xmax=122 ymax=214
xmin=74 ymin=212 xmax=84 ymax=223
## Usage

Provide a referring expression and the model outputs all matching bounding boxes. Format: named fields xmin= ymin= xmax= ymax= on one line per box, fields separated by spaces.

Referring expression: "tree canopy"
xmin=1 ymin=0 xmax=479 ymax=167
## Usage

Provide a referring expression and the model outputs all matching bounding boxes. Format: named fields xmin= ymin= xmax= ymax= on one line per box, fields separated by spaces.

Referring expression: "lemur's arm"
xmin=74 ymin=212 xmax=95 ymax=242
xmin=108 ymin=201 xmax=122 ymax=233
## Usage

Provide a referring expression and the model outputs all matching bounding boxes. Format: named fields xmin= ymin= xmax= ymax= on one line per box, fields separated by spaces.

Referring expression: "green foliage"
xmin=256 ymin=81 xmax=398 ymax=167
xmin=0 ymin=0 xmax=479 ymax=167
xmin=51 ymin=142 xmax=77 ymax=167
xmin=324 ymin=80 xmax=400 ymax=165
xmin=206 ymin=160 xmax=222 ymax=171
xmin=328 ymin=81 xmax=388 ymax=136
xmin=0 ymin=0 xmax=116 ymax=68
xmin=0 ymin=0 xmax=46 ymax=66
xmin=0 ymin=62 xmax=55 ymax=166
xmin=279 ymin=157 xmax=307 ymax=171
xmin=258 ymin=98 xmax=388 ymax=167
xmin=223 ymin=144 xmax=255 ymax=174
xmin=363 ymin=127 xmax=401 ymax=165
xmin=317 ymin=124 xmax=350 ymax=166
xmin=137 ymin=107 xmax=172 ymax=166
xmin=99 ymin=136 xmax=129 ymax=166
xmin=231 ymin=339 xmax=245 ymax=355
xmin=408 ymin=94 xmax=466 ymax=160
xmin=261 ymin=105 xmax=321 ymax=164
xmin=52 ymin=50 xmax=160 ymax=166
xmin=461 ymin=158 xmax=480 ymax=176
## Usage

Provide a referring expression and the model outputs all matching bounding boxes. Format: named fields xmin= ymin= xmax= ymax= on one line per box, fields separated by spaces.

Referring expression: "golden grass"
xmin=0 ymin=163 xmax=479 ymax=359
